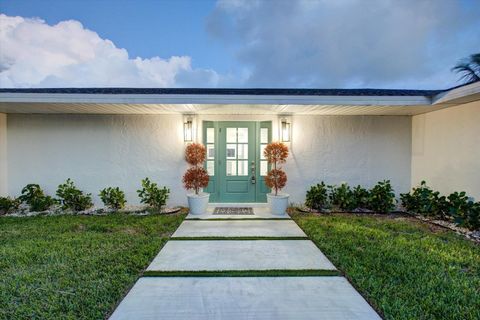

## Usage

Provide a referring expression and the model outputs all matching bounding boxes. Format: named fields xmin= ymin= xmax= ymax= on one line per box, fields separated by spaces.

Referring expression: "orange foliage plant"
xmin=263 ymin=142 xmax=289 ymax=196
xmin=182 ymin=143 xmax=209 ymax=195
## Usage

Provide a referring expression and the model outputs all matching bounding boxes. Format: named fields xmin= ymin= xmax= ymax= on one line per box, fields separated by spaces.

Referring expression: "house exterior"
xmin=0 ymin=82 xmax=479 ymax=206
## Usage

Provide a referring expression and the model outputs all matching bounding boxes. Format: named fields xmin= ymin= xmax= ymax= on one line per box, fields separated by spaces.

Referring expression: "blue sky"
xmin=0 ymin=0 xmax=479 ymax=89
xmin=0 ymin=0 xmax=233 ymax=71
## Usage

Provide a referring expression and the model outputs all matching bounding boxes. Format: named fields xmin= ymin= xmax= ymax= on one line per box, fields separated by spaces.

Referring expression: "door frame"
xmin=203 ymin=120 xmax=272 ymax=203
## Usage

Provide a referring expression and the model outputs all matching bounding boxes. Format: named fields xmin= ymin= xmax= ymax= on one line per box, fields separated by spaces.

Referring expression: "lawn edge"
xmin=170 ymin=236 xmax=309 ymax=240
xmin=143 ymin=269 xmax=340 ymax=277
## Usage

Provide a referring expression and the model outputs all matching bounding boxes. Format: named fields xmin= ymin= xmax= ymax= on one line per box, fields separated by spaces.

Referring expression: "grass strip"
xmin=143 ymin=269 xmax=340 ymax=277
xmin=170 ymin=236 xmax=309 ymax=240
xmin=185 ymin=218 xmax=291 ymax=221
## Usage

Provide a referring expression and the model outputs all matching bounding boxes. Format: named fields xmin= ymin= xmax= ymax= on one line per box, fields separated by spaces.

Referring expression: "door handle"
xmin=250 ymin=161 xmax=256 ymax=184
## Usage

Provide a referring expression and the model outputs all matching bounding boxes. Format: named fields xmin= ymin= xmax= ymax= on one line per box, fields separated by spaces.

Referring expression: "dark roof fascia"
xmin=0 ymin=87 xmax=445 ymax=97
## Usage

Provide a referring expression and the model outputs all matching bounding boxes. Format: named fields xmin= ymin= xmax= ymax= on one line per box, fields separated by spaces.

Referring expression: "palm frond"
xmin=452 ymin=59 xmax=480 ymax=84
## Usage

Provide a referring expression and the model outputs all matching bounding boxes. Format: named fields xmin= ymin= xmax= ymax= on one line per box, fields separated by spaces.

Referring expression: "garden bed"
xmin=2 ymin=204 xmax=183 ymax=217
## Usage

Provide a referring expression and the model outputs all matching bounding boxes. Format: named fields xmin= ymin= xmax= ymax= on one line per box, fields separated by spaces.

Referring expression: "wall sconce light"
xmin=184 ymin=116 xmax=193 ymax=142
xmin=281 ymin=118 xmax=291 ymax=142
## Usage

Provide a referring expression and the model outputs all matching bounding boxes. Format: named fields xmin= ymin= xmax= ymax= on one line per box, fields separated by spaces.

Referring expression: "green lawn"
xmin=290 ymin=210 xmax=480 ymax=320
xmin=0 ymin=211 xmax=186 ymax=320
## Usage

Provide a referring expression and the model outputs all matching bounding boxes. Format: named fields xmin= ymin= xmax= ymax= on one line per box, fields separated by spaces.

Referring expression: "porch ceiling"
xmin=0 ymin=102 xmax=456 ymax=115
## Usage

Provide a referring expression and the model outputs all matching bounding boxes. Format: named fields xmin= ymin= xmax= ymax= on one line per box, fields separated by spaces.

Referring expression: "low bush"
xmin=329 ymin=183 xmax=356 ymax=211
xmin=0 ymin=196 xmax=21 ymax=215
xmin=447 ymin=192 xmax=480 ymax=230
xmin=401 ymin=181 xmax=480 ymax=230
xmin=18 ymin=184 xmax=57 ymax=212
xmin=56 ymin=179 xmax=93 ymax=211
xmin=367 ymin=180 xmax=396 ymax=213
xmin=305 ymin=182 xmax=329 ymax=210
xmin=137 ymin=178 xmax=169 ymax=210
xmin=99 ymin=187 xmax=126 ymax=210
xmin=352 ymin=185 xmax=369 ymax=209
xmin=400 ymin=181 xmax=448 ymax=218
xmin=306 ymin=180 xmax=396 ymax=213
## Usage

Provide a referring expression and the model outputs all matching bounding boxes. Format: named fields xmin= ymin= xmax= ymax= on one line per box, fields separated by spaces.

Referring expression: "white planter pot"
xmin=267 ymin=193 xmax=289 ymax=215
xmin=187 ymin=193 xmax=210 ymax=215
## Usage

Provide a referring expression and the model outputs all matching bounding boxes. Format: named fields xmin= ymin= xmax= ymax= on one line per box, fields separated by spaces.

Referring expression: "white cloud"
xmin=207 ymin=0 xmax=480 ymax=89
xmin=0 ymin=14 xmax=220 ymax=88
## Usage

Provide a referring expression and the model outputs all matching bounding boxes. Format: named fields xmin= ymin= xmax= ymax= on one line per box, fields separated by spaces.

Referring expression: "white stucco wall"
xmin=284 ymin=115 xmax=412 ymax=203
xmin=7 ymin=114 xmax=187 ymax=205
xmin=6 ymin=113 xmax=412 ymax=205
xmin=412 ymin=101 xmax=480 ymax=200
xmin=0 ymin=113 xmax=7 ymax=196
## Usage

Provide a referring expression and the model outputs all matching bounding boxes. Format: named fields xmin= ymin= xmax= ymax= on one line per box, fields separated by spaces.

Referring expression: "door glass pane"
xmin=260 ymin=161 xmax=268 ymax=176
xmin=260 ymin=144 xmax=266 ymax=160
xmin=207 ymin=161 xmax=215 ymax=176
xmin=226 ymin=128 xmax=237 ymax=143
xmin=238 ymin=144 xmax=248 ymax=159
xmin=207 ymin=144 xmax=215 ymax=159
xmin=260 ymin=128 xmax=268 ymax=144
xmin=207 ymin=128 xmax=215 ymax=143
xmin=238 ymin=160 xmax=248 ymax=176
xmin=226 ymin=144 xmax=236 ymax=159
xmin=237 ymin=128 xmax=248 ymax=143
xmin=226 ymin=160 xmax=237 ymax=176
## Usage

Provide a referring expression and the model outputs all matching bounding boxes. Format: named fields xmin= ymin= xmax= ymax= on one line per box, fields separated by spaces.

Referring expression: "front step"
xmin=172 ymin=220 xmax=306 ymax=238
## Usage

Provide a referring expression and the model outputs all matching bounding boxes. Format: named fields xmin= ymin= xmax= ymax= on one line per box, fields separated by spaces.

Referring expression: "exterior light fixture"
xmin=184 ymin=117 xmax=193 ymax=142
xmin=281 ymin=118 xmax=291 ymax=142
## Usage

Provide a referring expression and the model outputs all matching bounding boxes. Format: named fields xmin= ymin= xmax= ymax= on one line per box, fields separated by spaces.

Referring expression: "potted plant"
xmin=264 ymin=142 xmax=289 ymax=215
xmin=183 ymin=143 xmax=210 ymax=214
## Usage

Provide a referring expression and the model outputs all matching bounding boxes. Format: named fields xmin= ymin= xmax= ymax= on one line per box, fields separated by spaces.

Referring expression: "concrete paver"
xmin=109 ymin=277 xmax=381 ymax=320
xmin=147 ymin=240 xmax=336 ymax=271
xmin=172 ymin=220 xmax=306 ymax=238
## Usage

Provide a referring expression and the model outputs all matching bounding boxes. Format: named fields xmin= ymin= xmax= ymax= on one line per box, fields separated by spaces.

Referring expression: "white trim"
xmin=432 ymin=81 xmax=480 ymax=104
xmin=0 ymin=92 xmax=431 ymax=106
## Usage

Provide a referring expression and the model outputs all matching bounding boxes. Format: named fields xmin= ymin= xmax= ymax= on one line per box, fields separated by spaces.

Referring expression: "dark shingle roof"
xmin=0 ymin=87 xmax=445 ymax=97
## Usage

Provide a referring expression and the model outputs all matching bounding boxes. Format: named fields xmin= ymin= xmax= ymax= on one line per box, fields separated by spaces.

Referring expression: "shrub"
xmin=352 ymin=185 xmax=370 ymax=209
xmin=18 ymin=184 xmax=57 ymax=212
xmin=330 ymin=183 xmax=356 ymax=211
xmin=367 ymin=180 xmax=396 ymax=213
xmin=0 ymin=196 xmax=21 ymax=215
xmin=467 ymin=202 xmax=480 ymax=230
xmin=185 ymin=142 xmax=206 ymax=165
xmin=99 ymin=187 xmax=126 ymax=210
xmin=401 ymin=182 xmax=480 ymax=230
xmin=447 ymin=191 xmax=478 ymax=229
xmin=305 ymin=182 xmax=329 ymax=210
xmin=400 ymin=181 xmax=448 ymax=218
xmin=183 ymin=167 xmax=209 ymax=195
xmin=182 ymin=143 xmax=209 ymax=195
xmin=264 ymin=142 xmax=289 ymax=195
xmin=137 ymin=178 xmax=169 ymax=209
xmin=56 ymin=179 xmax=93 ymax=211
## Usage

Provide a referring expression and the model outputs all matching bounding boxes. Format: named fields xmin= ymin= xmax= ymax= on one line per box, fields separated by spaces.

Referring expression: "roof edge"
xmin=0 ymin=87 xmax=444 ymax=97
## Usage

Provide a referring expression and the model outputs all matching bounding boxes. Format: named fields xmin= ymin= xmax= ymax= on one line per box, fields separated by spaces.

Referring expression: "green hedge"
xmin=305 ymin=180 xmax=396 ymax=213
xmin=401 ymin=181 xmax=479 ymax=230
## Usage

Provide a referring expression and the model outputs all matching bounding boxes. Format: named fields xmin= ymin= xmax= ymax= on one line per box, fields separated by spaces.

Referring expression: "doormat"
xmin=213 ymin=207 xmax=254 ymax=215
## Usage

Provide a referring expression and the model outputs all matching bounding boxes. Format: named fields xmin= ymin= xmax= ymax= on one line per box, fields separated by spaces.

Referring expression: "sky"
xmin=0 ymin=0 xmax=479 ymax=89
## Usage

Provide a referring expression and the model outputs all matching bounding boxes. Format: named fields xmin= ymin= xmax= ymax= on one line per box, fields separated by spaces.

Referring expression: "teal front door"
xmin=203 ymin=121 xmax=272 ymax=202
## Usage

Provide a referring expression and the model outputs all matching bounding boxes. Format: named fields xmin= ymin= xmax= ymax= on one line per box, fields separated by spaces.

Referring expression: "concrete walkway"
xmin=172 ymin=220 xmax=306 ymax=238
xmin=147 ymin=240 xmax=336 ymax=271
xmin=110 ymin=206 xmax=381 ymax=320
